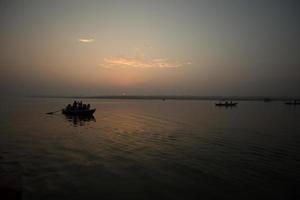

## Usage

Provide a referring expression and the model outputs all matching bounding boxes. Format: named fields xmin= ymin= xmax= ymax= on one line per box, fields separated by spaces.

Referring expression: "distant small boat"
xmin=62 ymin=108 xmax=96 ymax=116
xmin=285 ymin=100 xmax=300 ymax=105
xmin=263 ymin=98 xmax=272 ymax=102
xmin=215 ymin=101 xmax=238 ymax=107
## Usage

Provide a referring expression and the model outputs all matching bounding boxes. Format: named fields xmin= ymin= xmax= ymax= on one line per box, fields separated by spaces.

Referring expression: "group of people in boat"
xmin=215 ymin=100 xmax=237 ymax=107
xmin=65 ymin=101 xmax=90 ymax=111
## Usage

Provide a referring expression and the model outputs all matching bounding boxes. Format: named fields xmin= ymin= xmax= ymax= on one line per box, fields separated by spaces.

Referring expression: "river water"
xmin=0 ymin=97 xmax=299 ymax=199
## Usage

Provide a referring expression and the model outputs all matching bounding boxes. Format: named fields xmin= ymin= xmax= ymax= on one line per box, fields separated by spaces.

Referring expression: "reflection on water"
xmin=0 ymin=98 xmax=299 ymax=199
xmin=214 ymin=105 xmax=238 ymax=109
xmin=64 ymin=115 xmax=96 ymax=127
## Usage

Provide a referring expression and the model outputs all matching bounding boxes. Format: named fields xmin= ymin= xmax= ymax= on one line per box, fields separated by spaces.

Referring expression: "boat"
xmin=62 ymin=101 xmax=96 ymax=116
xmin=263 ymin=98 xmax=272 ymax=102
xmin=215 ymin=101 xmax=238 ymax=107
xmin=62 ymin=108 xmax=96 ymax=116
xmin=285 ymin=100 xmax=300 ymax=105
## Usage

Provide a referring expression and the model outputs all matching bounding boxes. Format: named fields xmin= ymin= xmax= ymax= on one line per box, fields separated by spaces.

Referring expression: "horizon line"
xmin=27 ymin=95 xmax=300 ymax=101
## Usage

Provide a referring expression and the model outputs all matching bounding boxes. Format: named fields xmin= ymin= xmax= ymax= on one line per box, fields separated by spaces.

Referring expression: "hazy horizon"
xmin=1 ymin=0 xmax=300 ymax=97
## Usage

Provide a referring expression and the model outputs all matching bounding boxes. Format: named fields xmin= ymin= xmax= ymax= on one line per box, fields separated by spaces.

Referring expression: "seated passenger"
xmin=72 ymin=101 xmax=77 ymax=110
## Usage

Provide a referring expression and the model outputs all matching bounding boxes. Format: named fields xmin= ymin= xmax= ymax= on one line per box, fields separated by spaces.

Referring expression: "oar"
xmin=46 ymin=109 xmax=62 ymax=115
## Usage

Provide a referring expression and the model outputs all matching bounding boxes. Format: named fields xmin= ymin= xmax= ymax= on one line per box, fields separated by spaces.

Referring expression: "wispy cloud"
xmin=101 ymin=56 xmax=184 ymax=69
xmin=100 ymin=47 xmax=191 ymax=69
xmin=78 ymin=38 xmax=95 ymax=43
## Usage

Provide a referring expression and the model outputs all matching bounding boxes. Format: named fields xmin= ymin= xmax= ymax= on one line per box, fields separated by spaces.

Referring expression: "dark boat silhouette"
xmin=285 ymin=100 xmax=300 ymax=105
xmin=215 ymin=101 xmax=238 ymax=107
xmin=263 ymin=98 xmax=272 ymax=102
xmin=62 ymin=108 xmax=96 ymax=115
xmin=61 ymin=101 xmax=96 ymax=116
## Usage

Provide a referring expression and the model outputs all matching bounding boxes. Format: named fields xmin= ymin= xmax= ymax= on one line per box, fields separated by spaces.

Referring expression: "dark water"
xmin=0 ymin=97 xmax=299 ymax=199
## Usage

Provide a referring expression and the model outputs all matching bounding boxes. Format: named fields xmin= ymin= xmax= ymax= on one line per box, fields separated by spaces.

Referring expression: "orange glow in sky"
xmin=101 ymin=56 xmax=187 ymax=69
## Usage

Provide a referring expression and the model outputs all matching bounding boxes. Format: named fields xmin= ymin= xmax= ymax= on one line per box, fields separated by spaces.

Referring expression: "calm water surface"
xmin=0 ymin=97 xmax=299 ymax=199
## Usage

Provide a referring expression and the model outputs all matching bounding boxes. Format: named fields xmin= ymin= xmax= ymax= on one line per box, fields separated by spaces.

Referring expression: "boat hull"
xmin=215 ymin=103 xmax=238 ymax=107
xmin=285 ymin=102 xmax=300 ymax=105
xmin=62 ymin=109 xmax=96 ymax=116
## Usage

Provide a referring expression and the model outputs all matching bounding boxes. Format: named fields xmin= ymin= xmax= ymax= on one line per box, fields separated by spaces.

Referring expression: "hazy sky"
xmin=1 ymin=0 xmax=300 ymax=96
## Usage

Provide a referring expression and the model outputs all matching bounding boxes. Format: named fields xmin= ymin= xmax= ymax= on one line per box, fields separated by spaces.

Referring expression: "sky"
xmin=1 ymin=0 xmax=300 ymax=96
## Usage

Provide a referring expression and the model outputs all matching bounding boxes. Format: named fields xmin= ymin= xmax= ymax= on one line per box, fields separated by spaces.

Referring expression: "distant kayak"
xmin=62 ymin=108 xmax=96 ymax=115
xmin=215 ymin=102 xmax=238 ymax=107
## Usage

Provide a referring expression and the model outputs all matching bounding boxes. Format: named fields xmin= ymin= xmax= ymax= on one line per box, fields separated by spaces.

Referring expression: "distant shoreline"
xmin=31 ymin=95 xmax=299 ymax=101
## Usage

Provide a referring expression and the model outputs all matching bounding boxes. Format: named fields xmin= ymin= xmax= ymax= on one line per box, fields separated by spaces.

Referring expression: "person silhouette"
xmin=73 ymin=101 xmax=77 ymax=109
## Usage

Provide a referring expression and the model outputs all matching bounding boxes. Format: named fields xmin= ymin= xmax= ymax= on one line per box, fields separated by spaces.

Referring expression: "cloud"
xmin=78 ymin=38 xmax=95 ymax=43
xmin=100 ymin=55 xmax=189 ymax=69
